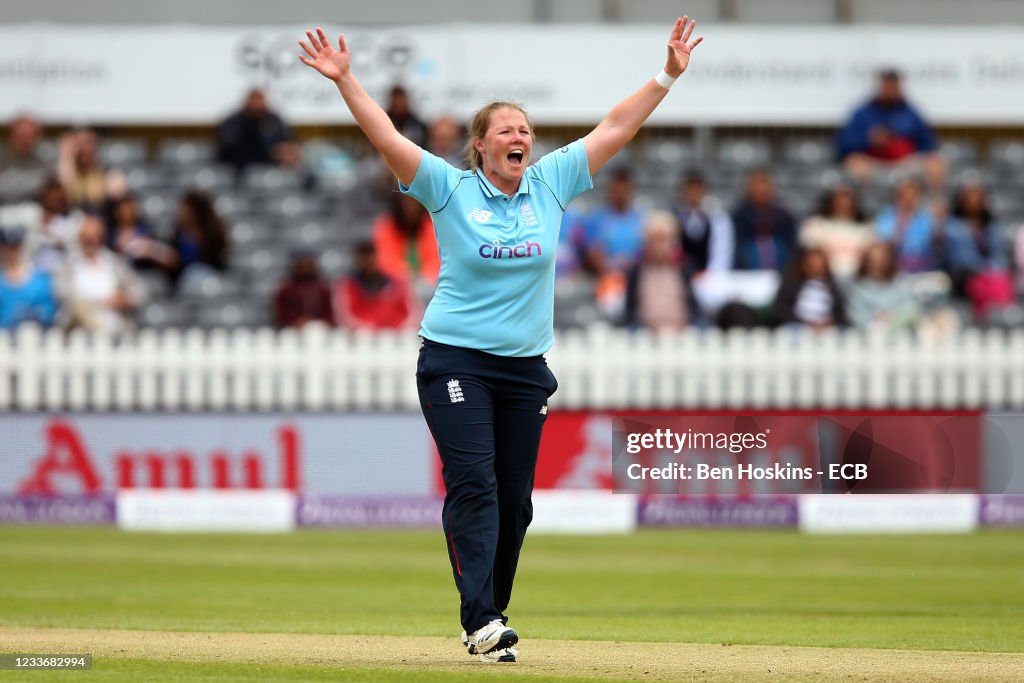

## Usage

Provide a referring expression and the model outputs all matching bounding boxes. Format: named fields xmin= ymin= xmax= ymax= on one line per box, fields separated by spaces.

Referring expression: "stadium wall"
xmin=2 ymin=25 xmax=1023 ymax=125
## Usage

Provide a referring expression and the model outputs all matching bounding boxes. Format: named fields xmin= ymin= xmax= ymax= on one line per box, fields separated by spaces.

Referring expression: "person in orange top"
xmin=372 ymin=192 xmax=440 ymax=284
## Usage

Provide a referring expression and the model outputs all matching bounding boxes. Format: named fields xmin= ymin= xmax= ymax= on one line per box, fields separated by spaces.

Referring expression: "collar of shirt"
xmin=474 ymin=168 xmax=531 ymax=199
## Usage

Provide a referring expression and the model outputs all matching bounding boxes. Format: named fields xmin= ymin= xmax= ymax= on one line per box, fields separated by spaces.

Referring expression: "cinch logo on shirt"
xmin=478 ymin=240 xmax=543 ymax=259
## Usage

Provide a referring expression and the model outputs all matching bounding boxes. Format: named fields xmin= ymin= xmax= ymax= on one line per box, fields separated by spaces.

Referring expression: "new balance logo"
xmin=447 ymin=379 xmax=465 ymax=403
xmin=467 ymin=208 xmax=493 ymax=223
xmin=539 ymin=405 xmax=548 ymax=415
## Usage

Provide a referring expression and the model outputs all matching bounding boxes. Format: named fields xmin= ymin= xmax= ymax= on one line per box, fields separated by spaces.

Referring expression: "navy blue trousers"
xmin=416 ymin=338 xmax=557 ymax=633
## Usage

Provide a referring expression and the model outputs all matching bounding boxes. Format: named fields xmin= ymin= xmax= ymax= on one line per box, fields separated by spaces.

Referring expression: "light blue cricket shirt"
xmin=400 ymin=139 xmax=592 ymax=357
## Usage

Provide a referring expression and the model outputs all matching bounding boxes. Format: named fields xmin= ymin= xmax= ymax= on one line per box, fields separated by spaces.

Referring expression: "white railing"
xmin=2 ymin=324 xmax=1024 ymax=412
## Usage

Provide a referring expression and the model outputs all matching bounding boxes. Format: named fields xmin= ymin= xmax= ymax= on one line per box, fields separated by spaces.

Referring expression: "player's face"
xmin=477 ymin=108 xmax=533 ymax=186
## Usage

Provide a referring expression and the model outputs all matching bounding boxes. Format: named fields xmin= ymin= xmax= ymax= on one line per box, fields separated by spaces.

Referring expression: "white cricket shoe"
xmin=463 ymin=619 xmax=518 ymax=656
xmin=461 ymin=630 xmax=518 ymax=663
xmin=479 ymin=646 xmax=518 ymax=663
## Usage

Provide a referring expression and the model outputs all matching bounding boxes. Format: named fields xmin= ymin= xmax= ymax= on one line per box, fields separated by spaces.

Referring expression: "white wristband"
xmin=654 ymin=69 xmax=677 ymax=89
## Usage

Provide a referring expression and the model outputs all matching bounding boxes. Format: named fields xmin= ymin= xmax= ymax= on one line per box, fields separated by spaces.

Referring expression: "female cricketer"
xmin=298 ymin=17 xmax=703 ymax=662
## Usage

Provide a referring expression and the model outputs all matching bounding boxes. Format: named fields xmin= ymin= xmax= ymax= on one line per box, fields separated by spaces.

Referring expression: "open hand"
xmin=298 ymin=27 xmax=350 ymax=82
xmin=665 ymin=16 xmax=703 ymax=77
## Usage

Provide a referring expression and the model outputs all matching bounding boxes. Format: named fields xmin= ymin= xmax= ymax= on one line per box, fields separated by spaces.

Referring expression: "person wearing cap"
xmin=838 ymin=69 xmax=946 ymax=191
xmin=0 ymin=225 xmax=58 ymax=330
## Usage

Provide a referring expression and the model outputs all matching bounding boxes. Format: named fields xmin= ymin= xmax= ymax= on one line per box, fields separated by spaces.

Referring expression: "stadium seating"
xmin=7 ymin=126 xmax=1019 ymax=334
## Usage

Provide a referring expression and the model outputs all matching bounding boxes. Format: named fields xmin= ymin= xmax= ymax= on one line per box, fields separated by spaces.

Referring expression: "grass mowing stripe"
xmin=1 ymin=527 xmax=1022 ymax=653
xmin=0 ymin=657 xmax=639 ymax=683
xmin=4 ymin=629 xmax=1024 ymax=682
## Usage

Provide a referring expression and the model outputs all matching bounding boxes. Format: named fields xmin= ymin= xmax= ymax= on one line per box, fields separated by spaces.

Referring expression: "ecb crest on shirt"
xmin=519 ymin=202 xmax=539 ymax=227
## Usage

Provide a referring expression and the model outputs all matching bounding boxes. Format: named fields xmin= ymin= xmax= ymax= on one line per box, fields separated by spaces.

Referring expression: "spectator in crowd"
xmin=372 ymin=192 xmax=439 ymax=285
xmin=0 ymin=114 xmax=49 ymax=202
xmin=335 ymin=240 xmax=419 ymax=331
xmin=581 ymin=168 xmax=647 ymax=319
xmin=623 ymin=211 xmax=689 ymax=332
xmin=359 ymin=86 xmax=428 ymax=199
xmin=943 ymin=181 xmax=1013 ymax=318
xmin=57 ymin=128 xmax=126 ymax=212
xmin=27 ymin=177 xmax=82 ymax=275
xmin=732 ymin=169 xmax=797 ymax=272
xmin=57 ymin=214 xmax=145 ymax=336
xmin=874 ymin=177 xmax=940 ymax=273
xmin=385 ymin=85 xmax=427 ymax=149
xmin=799 ymin=184 xmax=873 ymax=281
xmin=672 ymin=170 xmax=733 ymax=279
xmin=0 ymin=176 xmax=84 ymax=276
xmin=108 ymin=195 xmax=178 ymax=274
xmin=582 ymin=167 xmax=647 ymax=275
xmin=845 ymin=241 xmax=920 ymax=331
xmin=216 ymin=88 xmax=296 ymax=172
xmin=170 ymin=190 xmax=230 ymax=287
xmin=772 ymin=246 xmax=848 ymax=330
xmin=1016 ymin=229 xmax=1024 ymax=296
xmin=838 ymin=69 xmax=946 ymax=191
xmin=273 ymin=248 xmax=335 ymax=329
xmin=556 ymin=205 xmax=588 ymax=279
xmin=0 ymin=225 xmax=57 ymax=330
xmin=1 ymin=114 xmax=46 ymax=172
xmin=426 ymin=115 xmax=464 ymax=167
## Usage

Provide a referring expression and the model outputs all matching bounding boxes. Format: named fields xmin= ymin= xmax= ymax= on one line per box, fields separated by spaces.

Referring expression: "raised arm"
xmin=299 ymin=27 xmax=422 ymax=186
xmin=583 ymin=17 xmax=703 ymax=176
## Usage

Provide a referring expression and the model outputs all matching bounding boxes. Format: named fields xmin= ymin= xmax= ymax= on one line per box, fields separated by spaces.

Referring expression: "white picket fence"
xmin=2 ymin=324 xmax=1024 ymax=411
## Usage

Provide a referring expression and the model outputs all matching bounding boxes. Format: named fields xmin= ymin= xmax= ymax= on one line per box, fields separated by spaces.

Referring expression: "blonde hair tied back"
xmin=463 ymin=101 xmax=535 ymax=171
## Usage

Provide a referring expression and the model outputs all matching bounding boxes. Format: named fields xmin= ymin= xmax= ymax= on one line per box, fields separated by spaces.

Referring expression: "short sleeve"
xmin=399 ymin=150 xmax=463 ymax=213
xmin=530 ymin=138 xmax=593 ymax=209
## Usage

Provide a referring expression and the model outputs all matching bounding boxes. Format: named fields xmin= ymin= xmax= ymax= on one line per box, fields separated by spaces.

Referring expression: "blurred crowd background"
xmin=2 ymin=9 xmax=1024 ymax=341
xmin=3 ymin=72 xmax=1022 ymax=339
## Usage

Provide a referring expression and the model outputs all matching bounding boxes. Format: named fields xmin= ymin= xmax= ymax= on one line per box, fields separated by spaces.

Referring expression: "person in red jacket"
xmin=334 ymin=240 xmax=420 ymax=330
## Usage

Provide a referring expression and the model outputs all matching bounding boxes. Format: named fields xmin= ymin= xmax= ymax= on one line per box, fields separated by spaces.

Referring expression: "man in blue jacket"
xmin=838 ymin=69 xmax=946 ymax=191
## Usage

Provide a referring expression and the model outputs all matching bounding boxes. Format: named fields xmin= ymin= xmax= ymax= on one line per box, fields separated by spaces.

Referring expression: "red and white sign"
xmin=3 ymin=411 xmax=983 ymax=498
xmin=1 ymin=414 xmax=432 ymax=496
xmin=432 ymin=410 xmax=984 ymax=495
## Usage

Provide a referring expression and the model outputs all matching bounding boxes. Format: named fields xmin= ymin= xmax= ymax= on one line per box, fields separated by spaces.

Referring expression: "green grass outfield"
xmin=1 ymin=527 xmax=1022 ymax=681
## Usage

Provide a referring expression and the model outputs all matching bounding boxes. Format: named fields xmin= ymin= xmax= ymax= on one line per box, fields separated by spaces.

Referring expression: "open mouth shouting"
xmin=506 ymin=148 xmax=525 ymax=168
